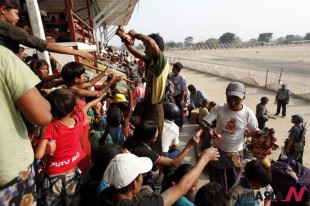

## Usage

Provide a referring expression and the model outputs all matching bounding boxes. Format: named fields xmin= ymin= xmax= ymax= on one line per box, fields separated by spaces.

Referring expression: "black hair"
xmin=61 ymin=62 xmax=85 ymax=84
xmin=173 ymin=62 xmax=183 ymax=72
xmin=90 ymin=144 xmax=124 ymax=181
xmin=188 ymin=84 xmax=196 ymax=92
xmin=132 ymin=100 xmax=145 ymax=116
xmin=134 ymin=120 xmax=158 ymax=143
xmin=194 ymin=182 xmax=230 ymax=206
xmin=244 ymin=159 xmax=272 ymax=187
xmin=46 ymin=89 xmax=76 ymax=120
xmin=106 ymin=107 xmax=122 ymax=127
xmin=163 ymin=164 xmax=193 ymax=191
xmin=148 ymin=33 xmax=164 ymax=52
xmin=141 ymin=77 xmax=146 ymax=83
xmin=261 ymin=96 xmax=269 ymax=103
xmin=110 ymin=82 xmax=118 ymax=90
xmin=33 ymin=59 xmax=48 ymax=74
xmin=0 ymin=0 xmax=19 ymax=9
xmin=25 ymin=56 xmax=34 ymax=66
xmin=209 ymin=101 xmax=216 ymax=107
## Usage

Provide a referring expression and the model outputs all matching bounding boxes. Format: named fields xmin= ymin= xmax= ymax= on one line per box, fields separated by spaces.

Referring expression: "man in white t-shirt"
xmin=200 ymin=82 xmax=258 ymax=191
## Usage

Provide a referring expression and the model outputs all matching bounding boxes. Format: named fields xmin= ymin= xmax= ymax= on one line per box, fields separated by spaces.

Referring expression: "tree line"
xmin=164 ymin=32 xmax=310 ymax=50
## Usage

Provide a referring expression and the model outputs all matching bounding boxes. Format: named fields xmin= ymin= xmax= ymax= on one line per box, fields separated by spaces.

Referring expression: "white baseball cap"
xmin=103 ymin=153 xmax=152 ymax=189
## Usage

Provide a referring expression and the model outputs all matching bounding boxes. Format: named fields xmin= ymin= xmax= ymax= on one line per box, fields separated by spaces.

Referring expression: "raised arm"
xmin=82 ymin=92 xmax=107 ymax=115
xmin=81 ymin=69 xmax=109 ymax=89
xmin=40 ymin=72 xmax=62 ymax=82
xmin=123 ymin=85 xmax=134 ymax=132
xmin=161 ymin=147 xmax=220 ymax=206
xmin=157 ymin=135 xmax=199 ymax=167
xmin=46 ymin=43 xmax=94 ymax=62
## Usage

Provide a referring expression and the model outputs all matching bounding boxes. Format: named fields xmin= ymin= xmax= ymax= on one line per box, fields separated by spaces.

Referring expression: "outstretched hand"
xmin=201 ymin=147 xmax=220 ymax=162
xmin=209 ymin=128 xmax=223 ymax=139
xmin=189 ymin=134 xmax=200 ymax=145
xmin=111 ymin=74 xmax=123 ymax=82
xmin=79 ymin=51 xmax=95 ymax=62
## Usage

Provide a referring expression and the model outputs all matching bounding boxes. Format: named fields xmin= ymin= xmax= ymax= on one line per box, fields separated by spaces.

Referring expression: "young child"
xmin=61 ymin=61 xmax=122 ymax=173
xmin=35 ymin=89 xmax=106 ymax=206
xmin=99 ymin=86 xmax=134 ymax=145
xmin=30 ymin=59 xmax=63 ymax=95
xmin=198 ymin=99 xmax=210 ymax=124
xmin=229 ymin=159 xmax=273 ymax=206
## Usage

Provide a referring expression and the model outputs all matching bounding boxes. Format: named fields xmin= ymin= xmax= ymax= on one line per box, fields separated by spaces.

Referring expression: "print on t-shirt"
xmin=223 ymin=118 xmax=236 ymax=134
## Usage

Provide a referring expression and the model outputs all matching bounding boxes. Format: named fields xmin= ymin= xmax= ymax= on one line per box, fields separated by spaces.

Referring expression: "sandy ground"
xmin=174 ymin=67 xmax=310 ymax=188
xmin=165 ymin=46 xmax=310 ymax=95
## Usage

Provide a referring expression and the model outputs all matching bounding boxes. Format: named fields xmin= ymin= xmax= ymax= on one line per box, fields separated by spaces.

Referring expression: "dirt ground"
xmin=167 ymin=47 xmax=310 ymax=187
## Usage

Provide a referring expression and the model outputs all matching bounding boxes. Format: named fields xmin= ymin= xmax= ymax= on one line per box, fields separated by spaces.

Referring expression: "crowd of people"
xmin=0 ymin=0 xmax=309 ymax=206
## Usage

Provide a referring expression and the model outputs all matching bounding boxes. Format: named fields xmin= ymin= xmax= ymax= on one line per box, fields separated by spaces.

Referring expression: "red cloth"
xmin=42 ymin=112 xmax=86 ymax=175
xmin=78 ymin=123 xmax=92 ymax=174
xmin=73 ymin=98 xmax=92 ymax=174
xmin=137 ymin=59 xmax=144 ymax=68
xmin=133 ymin=83 xmax=145 ymax=106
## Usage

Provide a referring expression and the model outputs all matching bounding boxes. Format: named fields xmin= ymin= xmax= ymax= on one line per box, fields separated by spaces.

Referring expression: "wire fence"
xmin=167 ymin=57 xmax=310 ymax=101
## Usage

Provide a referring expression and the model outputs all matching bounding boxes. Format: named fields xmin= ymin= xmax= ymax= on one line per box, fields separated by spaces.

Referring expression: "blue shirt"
xmin=190 ymin=89 xmax=208 ymax=107
xmin=169 ymin=72 xmax=187 ymax=96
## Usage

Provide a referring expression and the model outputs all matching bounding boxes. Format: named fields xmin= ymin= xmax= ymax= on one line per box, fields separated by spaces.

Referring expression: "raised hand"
xmin=201 ymin=147 xmax=220 ymax=162
xmin=209 ymin=128 xmax=223 ymax=139
xmin=79 ymin=51 xmax=95 ymax=62
xmin=189 ymin=134 xmax=201 ymax=145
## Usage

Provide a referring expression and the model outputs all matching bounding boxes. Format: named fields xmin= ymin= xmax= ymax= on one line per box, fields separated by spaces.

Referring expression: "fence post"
xmin=278 ymin=68 xmax=283 ymax=87
xmin=265 ymin=68 xmax=269 ymax=88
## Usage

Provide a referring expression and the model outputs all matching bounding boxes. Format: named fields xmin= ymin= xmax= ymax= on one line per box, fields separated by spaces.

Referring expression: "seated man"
xmin=95 ymin=149 xmax=220 ymax=206
xmin=187 ymin=84 xmax=208 ymax=118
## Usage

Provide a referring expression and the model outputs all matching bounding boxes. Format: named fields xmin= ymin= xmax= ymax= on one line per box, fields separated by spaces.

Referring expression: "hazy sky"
xmin=109 ymin=0 xmax=310 ymax=46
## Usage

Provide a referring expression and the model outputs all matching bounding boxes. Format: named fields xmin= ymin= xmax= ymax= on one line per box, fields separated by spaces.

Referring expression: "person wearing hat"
xmin=256 ymin=96 xmax=270 ymax=130
xmin=275 ymin=84 xmax=290 ymax=117
xmin=284 ymin=114 xmax=305 ymax=163
xmin=95 ymin=148 xmax=220 ymax=206
xmin=200 ymin=81 xmax=259 ymax=191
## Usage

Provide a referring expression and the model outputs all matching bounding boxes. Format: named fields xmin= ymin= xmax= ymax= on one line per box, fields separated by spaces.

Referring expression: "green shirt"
xmin=0 ymin=45 xmax=40 ymax=185
xmin=144 ymin=51 xmax=169 ymax=105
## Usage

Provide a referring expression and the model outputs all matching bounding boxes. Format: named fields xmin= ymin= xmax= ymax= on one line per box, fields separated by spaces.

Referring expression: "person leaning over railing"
xmin=0 ymin=0 xmax=94 ymax=61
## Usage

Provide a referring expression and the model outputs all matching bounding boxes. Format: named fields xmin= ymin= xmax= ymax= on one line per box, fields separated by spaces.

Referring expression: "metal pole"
xmin=278 ymin=68 xmax=283 ymax=87
xmin=265 ymin=68 xmax=269 ymax=88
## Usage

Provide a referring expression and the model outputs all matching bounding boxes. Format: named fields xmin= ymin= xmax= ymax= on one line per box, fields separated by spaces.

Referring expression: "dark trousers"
xmin=174 ymin=94 xmax=184 ymax=127
xmin=257 ymin=118 xmax=267 ymax=130
xmin=142 ymin=104 xmax=164 ymax=155
xmin=276 ymin=99 xmax=287 ymax=116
